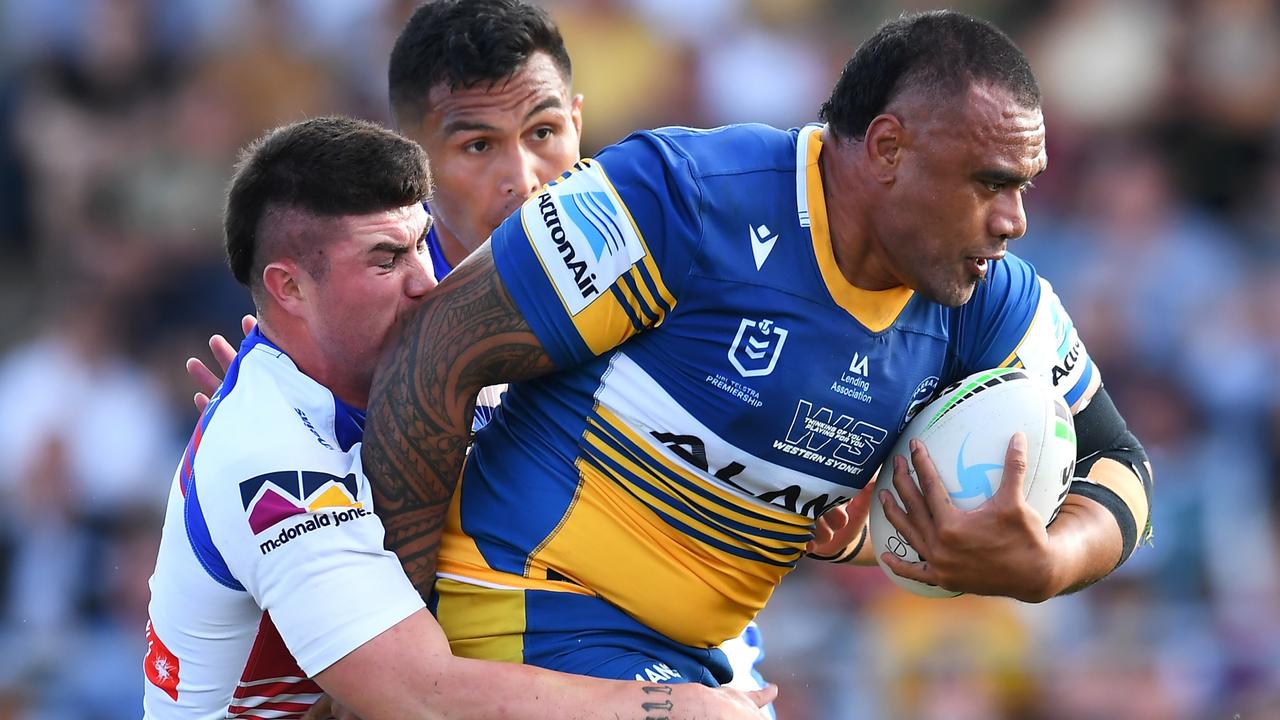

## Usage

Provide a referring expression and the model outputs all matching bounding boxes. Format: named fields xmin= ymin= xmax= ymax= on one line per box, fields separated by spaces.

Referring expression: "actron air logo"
xmin=523 ymin=160 xmax=646 ymax=316
xmin=238 ymin=470 xmax=362 ymax=535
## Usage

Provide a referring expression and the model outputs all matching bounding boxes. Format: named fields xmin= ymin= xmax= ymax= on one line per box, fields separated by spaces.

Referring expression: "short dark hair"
xmin=820 ymin=10 xmax=1041 ymax=141
xmin=388 ymin=0 xmax=572 ymax=128
xmin=224 ymin=116 xmax=430 ymax=291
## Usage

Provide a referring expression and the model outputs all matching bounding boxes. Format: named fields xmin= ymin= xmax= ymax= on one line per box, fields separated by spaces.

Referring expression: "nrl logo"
xmin=728 ymin=318 xmax=788 ymax=378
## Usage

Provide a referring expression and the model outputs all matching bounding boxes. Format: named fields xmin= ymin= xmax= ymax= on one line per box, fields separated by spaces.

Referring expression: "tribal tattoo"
xmin=362 ymin=243 xmax=555 ymax=595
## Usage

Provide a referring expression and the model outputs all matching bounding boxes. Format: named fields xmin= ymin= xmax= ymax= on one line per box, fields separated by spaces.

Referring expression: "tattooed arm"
xmin=363 ymin=243 xmax=555 ymax=595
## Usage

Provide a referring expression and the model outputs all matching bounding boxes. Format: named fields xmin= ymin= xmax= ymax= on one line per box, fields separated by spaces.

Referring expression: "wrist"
xmin=806 ymin=524 xmax=868 ymax=564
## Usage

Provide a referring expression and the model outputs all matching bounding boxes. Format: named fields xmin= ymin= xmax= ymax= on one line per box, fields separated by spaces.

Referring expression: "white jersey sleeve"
xmin=195 ymin=435 xmax=424 ymax=676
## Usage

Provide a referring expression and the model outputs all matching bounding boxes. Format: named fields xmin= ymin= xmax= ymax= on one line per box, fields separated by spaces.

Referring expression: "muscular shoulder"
xmin=193 ymin=345 xmax=357 ymax=504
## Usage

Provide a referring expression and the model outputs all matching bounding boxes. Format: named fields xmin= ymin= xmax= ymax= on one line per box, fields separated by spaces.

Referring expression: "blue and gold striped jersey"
xmin=437 ymin=124 xmax=1101 ymax=649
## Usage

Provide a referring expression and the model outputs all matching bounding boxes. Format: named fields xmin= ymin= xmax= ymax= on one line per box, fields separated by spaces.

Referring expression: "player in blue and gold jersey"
xmin=364 ymin=10 xmax=1153 ymax=687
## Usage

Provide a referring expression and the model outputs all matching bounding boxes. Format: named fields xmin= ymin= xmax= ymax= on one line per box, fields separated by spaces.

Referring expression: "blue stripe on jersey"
xmin=609 ymin=284 xmax=646 ymax=332
xmin=633 ymin=261 xmax=672 ymax=318
xmin=585 ymin=415 xmax=811 ymax=544
xmin=579 ymin=441 xmax=800 ymax=568
xmin=618 ymin=271 xmax=660 ymax=327
xmin=333 ymin=396 xmax=366 ymax=453
xmin=1064 ymin=355 xmax=1096 ymax=407
xmin=181 ymin=329 xmax=274 ymax=592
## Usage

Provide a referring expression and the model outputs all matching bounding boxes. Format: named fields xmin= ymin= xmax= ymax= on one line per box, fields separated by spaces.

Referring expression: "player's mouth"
xmin=966 ymin=251 xmax=1005 ymax=279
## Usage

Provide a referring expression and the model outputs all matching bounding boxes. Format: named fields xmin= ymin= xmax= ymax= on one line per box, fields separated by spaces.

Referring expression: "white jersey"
xmin=143 ymin=329 xmax=424 ymax=720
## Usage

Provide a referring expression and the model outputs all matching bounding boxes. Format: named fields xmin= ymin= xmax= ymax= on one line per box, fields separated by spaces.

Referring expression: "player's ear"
xmin=863 ymin=114 xmax=905 ymax=185
xmin=261 ymin=260 xmax=308 ymax=318
xmin=570 ymin=93 xmax=584 ymax=138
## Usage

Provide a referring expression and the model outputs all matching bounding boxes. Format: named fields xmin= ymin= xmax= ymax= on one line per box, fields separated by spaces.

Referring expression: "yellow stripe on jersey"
xmin=434 ymin=578 xmax=526 ymax=663
xmin=804 ymin=132 xmax=914 ymax=332
xmin=590 ymin=405 xmax=812 ymax=535
xmin=531 ymin=460 xmax=793 ymax=647
xmin=1084 ymin=457 xmax=1151 ymax=552
xmin=580 ymin=419 xmax=804 ymax=566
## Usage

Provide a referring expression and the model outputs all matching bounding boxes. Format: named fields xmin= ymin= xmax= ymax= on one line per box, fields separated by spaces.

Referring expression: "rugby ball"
xmin=869 ymin=367 xmax=1076 ymax=597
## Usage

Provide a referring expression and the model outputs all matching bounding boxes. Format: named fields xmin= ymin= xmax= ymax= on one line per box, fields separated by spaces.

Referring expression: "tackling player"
xmin=362 ymin=9 xmax=1154 ymax=688
xmin=144 ymin=116 xmax=776 ymax=720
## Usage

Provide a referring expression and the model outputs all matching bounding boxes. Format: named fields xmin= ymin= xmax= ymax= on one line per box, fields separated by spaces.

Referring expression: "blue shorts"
xmin=430 ymin=578 xmax=733 ymax=685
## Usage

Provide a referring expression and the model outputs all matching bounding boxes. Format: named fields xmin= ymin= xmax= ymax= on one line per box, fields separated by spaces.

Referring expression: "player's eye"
xmin=531 ymin=126 xmax=554 ymax=141
xmin=464 ymin=139 xmax=490 ymax=154
xmin=982 ymin=180 xmax=1002 ymax=193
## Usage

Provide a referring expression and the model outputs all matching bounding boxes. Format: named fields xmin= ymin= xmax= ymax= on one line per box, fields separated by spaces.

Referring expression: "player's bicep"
xmin=1005 ymin=278 xmax=1101 ymax=412
xmin=363 ymin=242 xmax=553 ymax=592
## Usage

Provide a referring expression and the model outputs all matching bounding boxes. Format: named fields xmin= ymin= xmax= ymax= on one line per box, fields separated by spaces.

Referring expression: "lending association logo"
xmin=238 ymin=470 xmax=370 ymax=554
xmin=728 ymin=318 xmax=789 ymax=378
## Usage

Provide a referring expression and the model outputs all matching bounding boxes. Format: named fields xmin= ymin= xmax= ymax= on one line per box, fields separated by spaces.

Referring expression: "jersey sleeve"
xmin=949 ymin=253 xmax=1102 ymax=412
xmin=199 ymin=446 xmax=425 ymax=676
xmin=491 ymin=131 xmax=703 ymax=368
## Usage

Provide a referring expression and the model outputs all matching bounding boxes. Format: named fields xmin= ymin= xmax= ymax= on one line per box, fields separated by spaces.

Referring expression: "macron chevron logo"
xmin=749 ymin=224 xmax=778 ymax=271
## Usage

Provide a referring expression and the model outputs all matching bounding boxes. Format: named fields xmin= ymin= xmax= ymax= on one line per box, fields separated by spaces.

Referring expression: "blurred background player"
xmin=361 ymin=8 xmax=1152 ymax=695
xmin=145 ymin=114 xmax=774 ymax=720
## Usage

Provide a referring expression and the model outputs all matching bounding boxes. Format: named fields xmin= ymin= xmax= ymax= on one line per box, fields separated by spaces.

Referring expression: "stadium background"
xmin=0 ymin=0 xmax=1277 ymax=717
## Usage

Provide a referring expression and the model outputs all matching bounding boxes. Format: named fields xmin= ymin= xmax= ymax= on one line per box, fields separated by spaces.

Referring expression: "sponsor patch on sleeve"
xmin=520 ymin=160 xmax=648 ymax=316
xmin=1011 ymin=278 xmax=1102 ymax=411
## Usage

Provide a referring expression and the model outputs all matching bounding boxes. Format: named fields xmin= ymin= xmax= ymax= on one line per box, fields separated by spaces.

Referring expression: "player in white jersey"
xmin=146 ymin=116 xmax=775 ymax=720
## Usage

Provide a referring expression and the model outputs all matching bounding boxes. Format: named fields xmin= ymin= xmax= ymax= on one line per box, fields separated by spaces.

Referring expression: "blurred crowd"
xmin=0 ymin=0 xmax=1277 ymax=718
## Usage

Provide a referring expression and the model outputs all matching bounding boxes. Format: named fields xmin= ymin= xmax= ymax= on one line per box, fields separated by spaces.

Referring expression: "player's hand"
xmin=879 ymin=433 xmax=1060 ymax=602
xmin=301 ymin=694 xmax=360 ymax=720
xmin=187 ymin=315 xmax=257 ymax=412
xmin=806 ymin=478 xmax=875 ymax=562
xmin=684 ymin=682 xmax=778 ymax=719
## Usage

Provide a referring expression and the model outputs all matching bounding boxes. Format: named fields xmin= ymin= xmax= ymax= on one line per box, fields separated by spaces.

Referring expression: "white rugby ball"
xmin=869 ymin=367 xmax=1076 ymax=598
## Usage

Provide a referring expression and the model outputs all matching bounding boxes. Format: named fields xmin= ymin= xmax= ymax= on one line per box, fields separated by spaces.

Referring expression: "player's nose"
xmin=405 ymin=255 xmax=438 ymax=299
xmin=989 ymin=189 xmax=1028 ymax=241
xmin=500 ymin=147 xmax=542 ymax=201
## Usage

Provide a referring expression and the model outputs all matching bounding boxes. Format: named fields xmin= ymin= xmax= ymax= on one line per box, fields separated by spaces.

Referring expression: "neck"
xmin=818 ymin=132 xmax=901 ymax=291
xmin=434 ymin=221 xmax=471 ymax=268
xmin=256 ymin=315 xmax=369 ymax=409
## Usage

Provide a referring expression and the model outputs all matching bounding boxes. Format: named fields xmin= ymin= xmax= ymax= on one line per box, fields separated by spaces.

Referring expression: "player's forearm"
xmin=319 ymin=614 xmax=755 ymax=720
xmin=1043 ymin=492 xmax=1124 ymax=596
xmin=396 ymin=657 xmax=739 ymax=720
